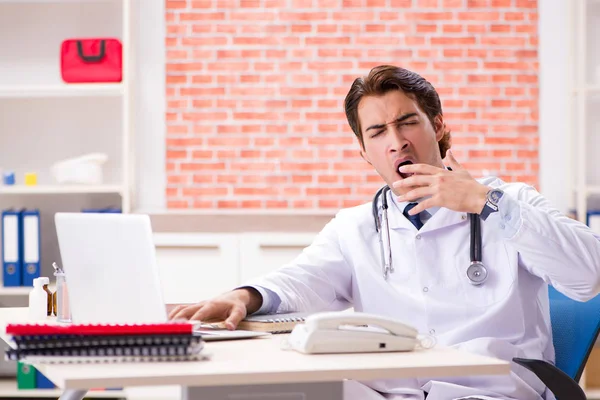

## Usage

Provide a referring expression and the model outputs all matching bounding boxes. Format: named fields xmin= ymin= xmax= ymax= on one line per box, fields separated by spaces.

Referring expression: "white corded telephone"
xmin=287 ymin=311 xmax=422 ymax=354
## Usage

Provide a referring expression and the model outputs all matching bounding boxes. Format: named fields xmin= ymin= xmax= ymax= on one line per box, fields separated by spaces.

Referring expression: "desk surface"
xmin=0 ymin=308 xmax=510 ymax=390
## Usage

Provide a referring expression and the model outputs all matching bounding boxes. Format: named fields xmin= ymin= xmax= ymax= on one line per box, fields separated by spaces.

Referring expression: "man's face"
xmin=358 ymin=90 xmax=445 ymax=196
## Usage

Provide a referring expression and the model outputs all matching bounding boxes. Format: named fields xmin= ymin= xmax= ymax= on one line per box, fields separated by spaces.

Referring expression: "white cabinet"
xmin=153 ymin=233 xmax=239 ymax=304
xmin=238 ymin=233 xmax=317 ymax=282
xmin=0 ymin=0 xmax=135 ymax=291
xmin=153 ymin=232 xmax=318 ymax=304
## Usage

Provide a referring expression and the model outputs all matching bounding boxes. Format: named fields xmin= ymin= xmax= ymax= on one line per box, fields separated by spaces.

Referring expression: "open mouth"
xmin=397 ymin=160 xmax=414 ymax=179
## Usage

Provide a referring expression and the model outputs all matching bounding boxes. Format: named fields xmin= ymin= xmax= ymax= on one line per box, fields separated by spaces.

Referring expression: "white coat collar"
xmin=385 ymin=189 xmax=467 ymax=233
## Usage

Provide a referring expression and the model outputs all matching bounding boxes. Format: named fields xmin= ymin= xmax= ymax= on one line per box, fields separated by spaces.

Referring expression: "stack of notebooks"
xmin=213 ymin=312 xmax=311 ymax=334
xmin=4 ymin=322 xmax=206 ymax=364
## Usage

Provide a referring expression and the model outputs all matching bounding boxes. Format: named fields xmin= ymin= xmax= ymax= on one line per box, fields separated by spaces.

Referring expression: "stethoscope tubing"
xmin=373 ymin=185 xmax=487 ymax=284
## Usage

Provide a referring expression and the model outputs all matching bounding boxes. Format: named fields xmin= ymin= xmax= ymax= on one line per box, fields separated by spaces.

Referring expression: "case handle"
xmin=76 ymin=40 xmax=106 ymax=63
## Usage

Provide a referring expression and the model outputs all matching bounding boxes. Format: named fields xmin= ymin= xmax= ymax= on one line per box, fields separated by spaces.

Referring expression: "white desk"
xmin=0 ymin=308 xmax=511 ymax=400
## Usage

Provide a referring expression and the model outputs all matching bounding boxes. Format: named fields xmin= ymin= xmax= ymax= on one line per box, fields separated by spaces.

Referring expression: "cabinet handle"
xmin=259 ymin=245 xmax=306 ymax=251
xmin=157 ymin=244 xmax=220 ymax=250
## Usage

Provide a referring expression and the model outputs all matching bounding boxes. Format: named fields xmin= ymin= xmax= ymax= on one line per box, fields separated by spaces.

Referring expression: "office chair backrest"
xmin=549 ymin=286 xmax=600 ymax=382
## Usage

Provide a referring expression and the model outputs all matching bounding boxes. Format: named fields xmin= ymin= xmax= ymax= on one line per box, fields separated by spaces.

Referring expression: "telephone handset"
xmin=287 ymin=311 xmax=421 ymax=354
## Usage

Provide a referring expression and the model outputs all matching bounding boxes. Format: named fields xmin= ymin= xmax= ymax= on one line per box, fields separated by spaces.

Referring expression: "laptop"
xmin=54 ymin=212 xmax=269 ymax=341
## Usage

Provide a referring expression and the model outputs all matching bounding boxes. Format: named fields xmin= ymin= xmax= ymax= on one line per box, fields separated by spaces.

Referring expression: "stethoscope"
xmin=372 ymin=185 xmax=488 ymax=285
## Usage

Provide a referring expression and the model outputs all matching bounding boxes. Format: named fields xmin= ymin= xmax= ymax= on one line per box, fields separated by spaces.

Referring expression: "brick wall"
xmin=165 ymin=0 xmax=539 ymax=210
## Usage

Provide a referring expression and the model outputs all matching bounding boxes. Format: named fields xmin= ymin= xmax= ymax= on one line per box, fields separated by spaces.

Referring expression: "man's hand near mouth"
xmin=391 ymin=150 xmax=489 ymax=216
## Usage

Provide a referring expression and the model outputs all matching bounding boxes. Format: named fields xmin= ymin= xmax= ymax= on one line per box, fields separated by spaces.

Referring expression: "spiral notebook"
xmin=5 ymin=322 xmax=207 ymax=364
xmin=223 ymin=312 xmax=311 ymax=333
xmin=6 ymin=322 xmax=197 ymax=336
xmin=12 ymin=332 xmax=199 ymax=350
xmin=6 ymin=342 xmax=205 ymax=364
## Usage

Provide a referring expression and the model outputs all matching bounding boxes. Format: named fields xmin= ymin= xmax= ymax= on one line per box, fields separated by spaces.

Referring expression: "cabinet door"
xmin=239 ymin=233 xmax=317 ymax=283
xmin=153 ymin=233 xmax=239 ymax=304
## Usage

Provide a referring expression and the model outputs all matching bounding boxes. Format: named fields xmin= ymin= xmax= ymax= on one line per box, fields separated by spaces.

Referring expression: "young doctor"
xmin=169 ymin=65 xmax=600 ymax=400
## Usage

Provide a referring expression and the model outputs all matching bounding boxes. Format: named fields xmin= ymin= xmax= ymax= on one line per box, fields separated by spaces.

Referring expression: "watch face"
xmin=489 ymin=189 xmax=503 ymax=204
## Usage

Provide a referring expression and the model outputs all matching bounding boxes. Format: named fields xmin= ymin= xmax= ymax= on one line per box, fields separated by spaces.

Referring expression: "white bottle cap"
xmin=39 ymin=277 xmax=49 ymax=285
xmin=32 ymin=278 xmax=43 ymax=287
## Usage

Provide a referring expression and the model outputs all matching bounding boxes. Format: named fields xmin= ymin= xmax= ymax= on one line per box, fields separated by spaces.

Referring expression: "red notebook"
xmin=6 ymin=322 xmax=197 ymax=336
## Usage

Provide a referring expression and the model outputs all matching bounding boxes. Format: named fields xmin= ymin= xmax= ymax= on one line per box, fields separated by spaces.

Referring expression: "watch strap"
xmin=480 ymin=189 xmax=503 ymax=221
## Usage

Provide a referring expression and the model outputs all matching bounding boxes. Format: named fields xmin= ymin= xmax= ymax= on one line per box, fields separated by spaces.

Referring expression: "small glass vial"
xmin=28 ymin=278 xmax=47 ymax=321
xmin=54 ymin=271 xmax=71 ymax=323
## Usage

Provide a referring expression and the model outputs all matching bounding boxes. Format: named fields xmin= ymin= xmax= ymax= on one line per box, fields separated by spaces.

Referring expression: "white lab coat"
xmin=243 ymin=177 xmax=600 ymax=400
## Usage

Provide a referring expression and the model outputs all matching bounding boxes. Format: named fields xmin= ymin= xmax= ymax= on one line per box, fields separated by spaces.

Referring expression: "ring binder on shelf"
xmin=21 ymin=209 xmax=41 ymax=286
xmin=2 ymin=209 xmax=22 ymax=287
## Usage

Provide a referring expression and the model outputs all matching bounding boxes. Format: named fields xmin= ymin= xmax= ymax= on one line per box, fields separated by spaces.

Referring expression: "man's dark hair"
xmin=344 ymin=65 xmax=451 ymax=158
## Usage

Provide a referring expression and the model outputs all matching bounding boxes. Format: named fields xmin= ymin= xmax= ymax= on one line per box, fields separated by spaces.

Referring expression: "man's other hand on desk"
xmin=168 ymin=287 xmax=263 ymax=330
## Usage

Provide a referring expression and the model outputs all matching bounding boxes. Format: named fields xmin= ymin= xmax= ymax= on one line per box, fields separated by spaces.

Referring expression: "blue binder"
xmin=35 ymin=369 xmax=55 ymax=389
xmin=81 ymin=207 xmax=122 ymax=213
xmin=20 ymin=209 xmax=40 ymax=287
xmin=1 ymin=209 xmax=22 ymax=287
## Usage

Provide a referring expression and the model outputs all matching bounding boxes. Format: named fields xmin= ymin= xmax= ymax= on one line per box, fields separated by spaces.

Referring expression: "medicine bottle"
xmin=28 ymin=278 xmax=47 ymax=320
xmin=39 ymin=277 xmax=52 ymax=316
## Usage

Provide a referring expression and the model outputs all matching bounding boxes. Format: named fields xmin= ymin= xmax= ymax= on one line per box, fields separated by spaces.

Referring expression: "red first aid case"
xmin=60 ymin=38 xmax=123 ymax=83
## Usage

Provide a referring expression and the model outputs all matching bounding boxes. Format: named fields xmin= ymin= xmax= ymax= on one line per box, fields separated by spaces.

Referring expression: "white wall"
xmin=133 ymin=0 xmax=166 ymax=213
xmin=538 ymin=0 xmax=572 ymax=214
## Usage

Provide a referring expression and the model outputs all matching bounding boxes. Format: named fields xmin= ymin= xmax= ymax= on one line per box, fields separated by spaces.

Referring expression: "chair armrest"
xmin=512 ymin=357 xmax=586 ymax=400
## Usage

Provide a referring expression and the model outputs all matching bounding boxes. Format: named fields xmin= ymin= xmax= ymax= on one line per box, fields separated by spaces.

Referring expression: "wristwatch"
xmin=480 ymin=188 xmax=504 ymax=221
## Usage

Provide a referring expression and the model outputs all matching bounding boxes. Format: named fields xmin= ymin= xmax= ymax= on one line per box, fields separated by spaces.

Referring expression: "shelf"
xmin=0 ymin=285 xmax=56 ymax=296
xmin=573 ymin=85 xmax=600 ymax=94
xmin=0 ymin=185 xmax=123 ymax=195
xmin=0 ymin=379 xmax=125 ymax=398
xmin=0 ymin=287 xmax=33 ymax=296
xmin=0 ymin=84 xmax=123 ymax=99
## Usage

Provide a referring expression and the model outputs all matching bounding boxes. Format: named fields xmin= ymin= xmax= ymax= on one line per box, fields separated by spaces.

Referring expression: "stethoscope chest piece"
xmin=467 ymin=261 xmax=487 ymax=285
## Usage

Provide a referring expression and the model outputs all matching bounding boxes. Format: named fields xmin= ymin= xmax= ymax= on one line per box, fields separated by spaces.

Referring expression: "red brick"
xmin=468 ymin=0 xmax=489 ymax=6
xmin=492 ymin=150 xmax=513 ymax=158
xmin=481 ymin=37 xmax=526 ymax=46
xmin=516 ymin=0 xmax=536 ymax=8
xmin=417 ymin=24 xmax=438 ymax=33
xmin=390 ymin=0 xmax=412 ymax=6
xmin=191 ymin=0 xmax=213 ymax=8
xmin=515 ymin=25 xmax=536 ymax=34
xmin=492 ymin=74 xmax=513 ymax=83
xmin=505 ymin=12 xmax=525 ymax=20
xmin=443 ymin=49 xmax=464 ymax=57
xmin=457 ymin=12 xmax=500 ymax=20
xmin=490 ymin=24 xmax=511 ymax=33
xmin=468 ymin=25 xmax=487 ymax=34
xmin=307 ymin=187 xmax=352 ymax=196
xmin=443 ymin=24 xmax=463 ymax=33
xmin=431 ymin=37 xmax=476 ymax=46
xmin=491 ymin=99 xmax=512 ymax=107
xmin=167 ymin=1 xmax=187 ymax=8
xmin=168 ymin=200 xmax=190 ymax=208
